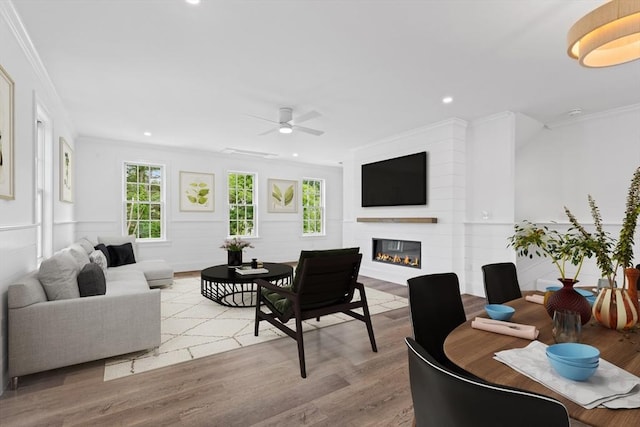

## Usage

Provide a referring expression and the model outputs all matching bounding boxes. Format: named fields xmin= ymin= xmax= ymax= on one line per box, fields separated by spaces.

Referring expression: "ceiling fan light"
xmin=279 ymin=123 xmax=293 ymax=134
xmin=567 ymin=0 xmax=640 ymax=68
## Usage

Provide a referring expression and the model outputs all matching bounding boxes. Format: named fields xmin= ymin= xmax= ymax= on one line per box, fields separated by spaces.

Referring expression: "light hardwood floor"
xmin=0 ymin=274 xmax=485 ymax=427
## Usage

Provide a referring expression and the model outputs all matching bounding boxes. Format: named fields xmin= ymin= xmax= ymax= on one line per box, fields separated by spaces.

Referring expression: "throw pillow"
xmin=94 ymin=243 xmax=111 ymax=267
xmin=77 ymin=262 xmax=106 ymax=297
xmin=107 ymin=242 xmax=137 ymax=267
xmin=98 ymin=235 xmax=139 ymax=261
xmin=89 ymin=249 xmax=108 ymax=274
xmin=67 ymin=243 xmax=91 ymax=272
xmin=75 ymin=237 xmax=95 ymax=255
xmin=38 ymin=251 xmax=81 ymax=300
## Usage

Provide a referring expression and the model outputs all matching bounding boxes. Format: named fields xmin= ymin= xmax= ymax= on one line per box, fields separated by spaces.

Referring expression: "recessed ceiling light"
xmin=185 ymin=0 xmax=201 ymax=5
xmin=292 ymin=153 xmax=299 ymax=157
xmin=442 ymin=96 xmax=453 ymax=104
xmin=143 ymin=131 xmax=152 ymax=137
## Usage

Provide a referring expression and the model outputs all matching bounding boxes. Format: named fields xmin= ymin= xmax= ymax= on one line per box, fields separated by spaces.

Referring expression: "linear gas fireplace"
xmin=372 ymin=238 xmax=421 ymax=268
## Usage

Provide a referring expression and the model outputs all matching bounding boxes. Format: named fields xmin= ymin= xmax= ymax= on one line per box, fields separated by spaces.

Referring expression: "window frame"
xmin=123 ymin=161 xmax=166 ymax=241
xmin=227 ymin=170 xmax=258 ymax=238
xmin=302 ymin=177 xmax=325 ymax=236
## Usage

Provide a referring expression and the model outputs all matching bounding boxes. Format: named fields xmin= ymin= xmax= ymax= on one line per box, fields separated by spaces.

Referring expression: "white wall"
xmin=0 ymin=3 xmax=76 ymax=393
xmin=75 ymin=137 xmax=344 ymax=272
xmin=464 ymin=112 xmax=520 ymax=295
xmin=344 ymin=105 xmax=640 ymax=297
xmin=343 ymin=119 xmax=467 ymax=286
xmin=515 ymin=104 xmax=640 ymax=290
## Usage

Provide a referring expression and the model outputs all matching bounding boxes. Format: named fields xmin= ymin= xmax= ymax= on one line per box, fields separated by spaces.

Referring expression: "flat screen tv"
xmin=361 ymin=152 xmax=427 ymax=207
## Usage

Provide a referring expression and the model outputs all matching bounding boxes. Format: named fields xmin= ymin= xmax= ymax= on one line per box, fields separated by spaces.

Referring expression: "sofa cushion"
xmin=110 ymin=260 xmax=172 ymax=283
xmin=77 ymin=263 xmax=107 ymax=297
xmin=107 ymin=243 xmax=137 ymax=267
xmin=38 ymin=251 xmax=80 ymax=300
xmin=105 ymin=270 xmax=150 ymax=294
xmin=98 ymin=235 xmax=139 ymax=261
xmin=75 ymin=237 xmax=95 ymax=255
xmin=89 ymin=249 xmax=108 ymax=274
xmin=94 ymin=243 xmax=111 ymax=266
xmin=67 ymin=243 xmax=91 ymax=272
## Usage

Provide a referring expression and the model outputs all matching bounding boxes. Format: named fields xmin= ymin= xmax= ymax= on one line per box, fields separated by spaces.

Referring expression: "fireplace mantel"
xmin=356 ymin=217 xmax=438 ymax=224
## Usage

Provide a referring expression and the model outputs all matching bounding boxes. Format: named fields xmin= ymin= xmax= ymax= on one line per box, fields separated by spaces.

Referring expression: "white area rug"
xmin=103 ymin=276 xmax=407 ymax=381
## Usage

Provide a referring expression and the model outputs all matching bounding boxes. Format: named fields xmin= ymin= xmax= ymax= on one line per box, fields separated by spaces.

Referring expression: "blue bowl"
xmin=586 ymin=295 xmax=597 ymax=306
xmin=546 ymin=286 xmax=561 ymax=292
xmin=485 ymin=304 xmax=515 ymax=321
xmin=546 ymin=352 xmax=599 ymax=368
xmin=548 ymin=355 xmax=598 ymax=381
xmin=576 ymin=289 xmax=594 ymax=297
xmin=546 ymin=343 xmax=600 ymax=364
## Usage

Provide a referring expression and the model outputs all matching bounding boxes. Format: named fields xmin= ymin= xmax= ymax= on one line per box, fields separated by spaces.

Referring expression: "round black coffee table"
xmin=200 ymin=262 xmax=293 ymax=307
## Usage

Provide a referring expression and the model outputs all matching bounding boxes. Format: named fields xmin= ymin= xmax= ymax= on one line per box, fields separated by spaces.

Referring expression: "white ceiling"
xmin=10 ymin=0 xmax=640 ymax=165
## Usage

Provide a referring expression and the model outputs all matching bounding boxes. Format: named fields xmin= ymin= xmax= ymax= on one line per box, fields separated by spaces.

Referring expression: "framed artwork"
xmin=59 ymin=137 xmax=73 ymax=203
xmin=0 ymin=64 xmax=15 ymax=200
xmin=180 ymin=171 xmax=214 ymax=212
xmin=268 ymin=179 xmax=298 ymax=213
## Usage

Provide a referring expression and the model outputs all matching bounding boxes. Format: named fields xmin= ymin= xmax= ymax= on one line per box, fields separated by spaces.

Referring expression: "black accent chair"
xmin=407 ymin=272 xmax=469 ymax=375
xmin=405 ymin=337 xmax=570 ymax=427
xmin=482 ymin=262 xmax=523 ymax=304
xmin=254 ymin=252 xmax=377 ymax=378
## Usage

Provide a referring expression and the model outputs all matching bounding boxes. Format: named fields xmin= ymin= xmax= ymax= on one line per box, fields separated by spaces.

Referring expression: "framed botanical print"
xmin=180 ymin=171 xmax=214 ymax=212
xmin=268 ymin=178 xmax=298 ymax=213
xmin=60 ymin=137 xmax=73 ymax=203
xmin=0 ymin=64 xmax=15 ymax=200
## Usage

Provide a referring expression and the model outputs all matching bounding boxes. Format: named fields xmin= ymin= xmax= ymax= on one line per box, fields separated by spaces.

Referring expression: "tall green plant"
xmin=565 ymin=166 xmax=640 ymax=288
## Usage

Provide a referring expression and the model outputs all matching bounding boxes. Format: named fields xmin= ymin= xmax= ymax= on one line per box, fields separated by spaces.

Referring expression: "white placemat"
xmin=494 ymin=340 xmax=640 ymax=409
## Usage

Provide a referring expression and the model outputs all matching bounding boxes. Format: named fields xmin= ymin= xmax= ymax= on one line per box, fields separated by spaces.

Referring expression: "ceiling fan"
xmin=250 ymin=107 xmax=324 ymax=136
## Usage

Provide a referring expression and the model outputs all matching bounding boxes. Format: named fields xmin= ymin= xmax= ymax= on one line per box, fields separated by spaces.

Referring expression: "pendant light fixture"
xmin=567 ymin=0 xmax=640 ymax=67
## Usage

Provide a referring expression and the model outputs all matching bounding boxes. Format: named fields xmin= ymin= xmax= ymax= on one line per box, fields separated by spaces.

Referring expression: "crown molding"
xmin=1 ymin=1 xmax=75 ymax=134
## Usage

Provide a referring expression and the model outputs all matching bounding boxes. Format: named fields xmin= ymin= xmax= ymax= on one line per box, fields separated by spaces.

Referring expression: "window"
xmin=124 ymin=162 xmax=164 ymax=240
xmin=227 ymin=171 xmax=256 ymax=237
xmin=302 ymin=178 xmax=324 ymax=235
xmin=35 ymin=102 xmax=53 ymax=264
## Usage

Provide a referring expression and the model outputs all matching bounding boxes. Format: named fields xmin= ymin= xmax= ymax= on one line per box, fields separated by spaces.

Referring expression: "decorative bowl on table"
xmin=546 ymin=343 xmax=600 ymax=364
xmin=547 ymin=356 xmax=598 ymax=381
xmin=484 ymin=304 xmax=515 ymax=321
xmin=546 ymin=343 xmax=600 ymax=381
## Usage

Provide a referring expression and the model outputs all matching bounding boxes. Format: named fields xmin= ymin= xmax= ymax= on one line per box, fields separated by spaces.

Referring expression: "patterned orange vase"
xmin=624 ymin=267 xmax=639 ymax=315
xmin=592 ymin=287 xmax=638 ymax=330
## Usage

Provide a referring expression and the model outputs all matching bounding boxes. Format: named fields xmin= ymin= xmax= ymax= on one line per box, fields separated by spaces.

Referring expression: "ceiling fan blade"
xmin=293 ymin=125 xmax=324 ymax=136
xmin=294 ymin=110 xmax=321 ymax=124
xmin=246 ymin=114 xmax=279 ymax=124
xmin=258 ymin=127 xmax=279 ymax=136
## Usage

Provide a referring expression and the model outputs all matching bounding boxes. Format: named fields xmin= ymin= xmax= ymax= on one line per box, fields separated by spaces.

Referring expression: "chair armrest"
xmin=255 ymin=278 xmax=295 ymax=297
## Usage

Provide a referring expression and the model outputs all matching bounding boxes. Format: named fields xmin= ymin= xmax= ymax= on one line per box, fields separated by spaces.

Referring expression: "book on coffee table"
xmin=235 ymin=266 xmax=269 ymax=275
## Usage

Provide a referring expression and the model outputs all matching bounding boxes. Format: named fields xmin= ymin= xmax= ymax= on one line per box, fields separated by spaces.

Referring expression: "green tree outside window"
xmin=302 ymin=178 xmax=324 ymax=235
xmin=125 ymin=162 xmax=164 ymax=239
xmin=228 ymin=172 xmax=256 ymax=237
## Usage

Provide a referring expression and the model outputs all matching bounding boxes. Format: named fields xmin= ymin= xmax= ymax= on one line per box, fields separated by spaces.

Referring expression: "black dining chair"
xmin=405 ymin=337 xmax=571 ymax=427
xmin=482 ymin=262 xmax=522 ymax=304
xmin=407 ymin=272 xmax=469 ymax=375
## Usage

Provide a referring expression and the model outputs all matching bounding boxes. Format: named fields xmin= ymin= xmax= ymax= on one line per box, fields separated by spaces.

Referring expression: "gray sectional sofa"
xmin=7 ymin=236 xmax=173 ymax=388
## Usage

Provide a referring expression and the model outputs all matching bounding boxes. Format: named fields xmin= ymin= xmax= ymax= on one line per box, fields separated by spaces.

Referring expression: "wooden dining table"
xmin=444 ymin=292 xmax=640 ymax=427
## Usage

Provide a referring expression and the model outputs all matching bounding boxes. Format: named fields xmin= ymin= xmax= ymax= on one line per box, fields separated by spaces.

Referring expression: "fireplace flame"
xmin=375 ymin=252 xmax=420 ymax=267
